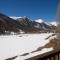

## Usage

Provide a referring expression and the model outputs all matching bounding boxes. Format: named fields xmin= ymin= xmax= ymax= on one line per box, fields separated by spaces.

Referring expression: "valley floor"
xmin=0 ymin=33 xmax=56 ymax=60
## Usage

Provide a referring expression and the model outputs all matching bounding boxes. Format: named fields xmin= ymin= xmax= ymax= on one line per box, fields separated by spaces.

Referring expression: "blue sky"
xmin=0 ymin=0 xmax=58 ymax=21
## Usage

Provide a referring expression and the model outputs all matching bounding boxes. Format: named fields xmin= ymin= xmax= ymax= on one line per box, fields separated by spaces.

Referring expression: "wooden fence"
xmin=26 ymin=49 xmax=60 ymax=60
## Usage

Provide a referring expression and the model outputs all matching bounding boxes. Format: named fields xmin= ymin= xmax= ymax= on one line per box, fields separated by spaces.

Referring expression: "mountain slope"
xmin=0 ymin=13 xmax=21 ymax=33
xmin=0 ymin=13 xmax=56 ymax=34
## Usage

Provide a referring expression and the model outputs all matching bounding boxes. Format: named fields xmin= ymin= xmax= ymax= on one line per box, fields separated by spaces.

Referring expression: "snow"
xmin=35 ymin=19 xmax=44 ymax=23
xmin=10 ymin=16 xmax=28 ymax=20
xmin=0 ymin=33 xmax=54 ymax=60
xmin=50 ymin=21 xmax=57 ymax=26
xmin=35 ymin=19 xmax=57 ymax=26
xmin=10 ymin=16 xmax=23 ymax=20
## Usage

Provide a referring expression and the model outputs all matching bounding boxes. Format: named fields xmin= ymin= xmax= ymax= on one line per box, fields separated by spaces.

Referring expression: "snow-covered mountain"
xmin=0 ymin=13 xmax=56 ymax=34
xmin=10 ymin=16 xmax=56 ymax=27
xmin=17 ymin=17 xmax=56 ymax=32
xmin=11 ymin=16 xmax=57 ymax=27
xmin=35 ymin=19 xmax=57 ymax=26
xmin=10 ymin=16 xmax=57 ymax=26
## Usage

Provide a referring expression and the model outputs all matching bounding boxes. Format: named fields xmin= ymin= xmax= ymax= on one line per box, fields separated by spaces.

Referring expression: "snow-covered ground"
xmin=0 ymin=33 xmax=56 ymax=60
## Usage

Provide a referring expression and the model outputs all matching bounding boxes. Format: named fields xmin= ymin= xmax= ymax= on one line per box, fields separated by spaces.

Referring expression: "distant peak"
xmin=35 ymin=19 xmax=44 ymax=23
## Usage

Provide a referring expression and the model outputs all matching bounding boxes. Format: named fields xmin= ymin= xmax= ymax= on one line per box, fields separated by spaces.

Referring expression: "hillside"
xmin=0 ymin=13 xmax=56 ymax=34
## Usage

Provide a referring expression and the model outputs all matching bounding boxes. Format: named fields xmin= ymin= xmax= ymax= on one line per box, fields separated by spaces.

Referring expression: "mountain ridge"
xmin=10 ymin=16 xmax=57 ymax=26
xmin=0 ymin=13 xmax=56 ymax=34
